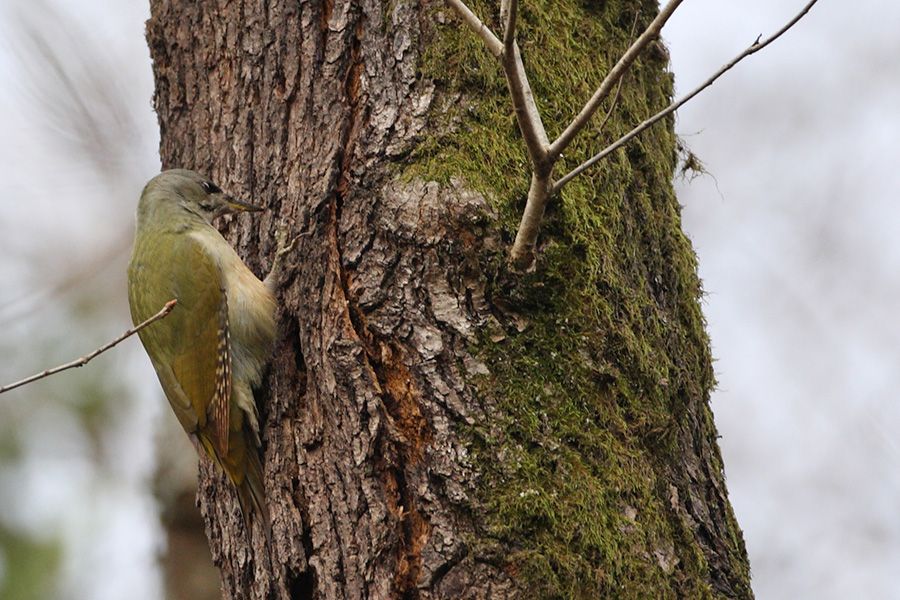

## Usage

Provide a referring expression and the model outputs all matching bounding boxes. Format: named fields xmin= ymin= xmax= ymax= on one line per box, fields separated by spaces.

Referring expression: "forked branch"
xmin=445 ymin=0 xmax=681 ymax=269
xmin=509 ymin=1 xmax=675 ymax=268
xmin=445 ymin=0 xmax=818 ymax=270
xmin=548 ymin=0 xmax=684 ymax=160
xmin=554 ymin=0 xmax=821 ymax=193
xmin=504 ymin=42 xmax=550 ymax=166
xmin=0 ymin=299 xmax=177 ymax=395
xmin=445 ymin=0 xmax=503 ymax=57
xmin=502 ymin=0 xmax=518 ymax=50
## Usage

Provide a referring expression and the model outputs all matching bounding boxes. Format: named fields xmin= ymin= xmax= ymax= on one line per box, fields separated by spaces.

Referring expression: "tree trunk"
xmin=146 ymin=0 xmax=752 ymax=598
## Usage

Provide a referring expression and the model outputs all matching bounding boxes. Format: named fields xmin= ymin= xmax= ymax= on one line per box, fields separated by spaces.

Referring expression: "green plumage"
xmin=128 ymin=169 xmax=276 ymax=534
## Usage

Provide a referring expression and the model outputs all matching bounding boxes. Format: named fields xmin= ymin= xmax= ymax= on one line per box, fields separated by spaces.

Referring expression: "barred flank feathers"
xmin=212 ymin=297 xmax=232 ymax=457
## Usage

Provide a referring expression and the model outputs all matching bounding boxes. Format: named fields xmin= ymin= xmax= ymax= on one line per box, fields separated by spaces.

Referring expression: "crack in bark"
xmin=370 ymin=342 xmax=432 ymax=599
xmin=325 ymin=15 xmax=434 ymax=599
xmin=288 ymin=468 xmax=318 ymax=599
xmin=321 ymin=0 xmax=335 ymax=36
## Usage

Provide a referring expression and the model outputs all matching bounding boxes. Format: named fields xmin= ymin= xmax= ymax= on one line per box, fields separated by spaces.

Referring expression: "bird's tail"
xmin=202 ymin=427 xmax=272 ymax=547
xmin=233 ymin=443 xmax=272 ymax=546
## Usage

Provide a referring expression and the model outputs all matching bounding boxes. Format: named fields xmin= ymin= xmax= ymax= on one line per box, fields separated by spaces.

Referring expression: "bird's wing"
xmin=167 ymin=235 xmax=231 ymax=457
xmin=129 ymin=233 xmax=231 ymax=457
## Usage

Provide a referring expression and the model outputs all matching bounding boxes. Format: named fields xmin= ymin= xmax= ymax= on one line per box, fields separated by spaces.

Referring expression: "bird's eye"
xmin=200 ymin=181 xmax=222 ymax=194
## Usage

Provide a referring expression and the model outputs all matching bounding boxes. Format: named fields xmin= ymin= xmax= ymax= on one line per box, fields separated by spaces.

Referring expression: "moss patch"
xmin=411 ymin=0 xmax=749 ymax=597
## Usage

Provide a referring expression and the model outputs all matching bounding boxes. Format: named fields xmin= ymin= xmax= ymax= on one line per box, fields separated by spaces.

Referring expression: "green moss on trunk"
xmin=410 ymin=0 xmax=752 ymax=597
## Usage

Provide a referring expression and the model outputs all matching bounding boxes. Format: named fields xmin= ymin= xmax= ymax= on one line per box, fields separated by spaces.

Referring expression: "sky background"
xmin=0 ymin=1 xmax=897 ymax=598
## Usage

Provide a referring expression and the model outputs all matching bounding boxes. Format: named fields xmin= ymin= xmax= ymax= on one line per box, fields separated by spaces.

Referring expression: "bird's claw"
xmin=266 ymin=218 xmax=299 ymax=292
xmin=274 ymin=218 xmax=299 ymax=258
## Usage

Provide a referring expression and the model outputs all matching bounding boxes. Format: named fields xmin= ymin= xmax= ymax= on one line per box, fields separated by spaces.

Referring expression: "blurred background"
xmin=0 ymin=1 xmax=895 ymax=599
xmin=0 ymin=2 xmax=214 ymax=599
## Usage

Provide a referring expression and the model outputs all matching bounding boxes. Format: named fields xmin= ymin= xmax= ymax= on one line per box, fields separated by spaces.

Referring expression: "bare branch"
xmin=445 ymin=0 xmax=503 ymax=58
xmin=0 ymin=299 xmax=177 ymax=395
xmin=548 ymin=0 xmax=684 ymax=160
xmin=509 ymin=170 xmax=553 ymax=270
xmin=588 ymin=11 xmax=639 ymax=140
xmin=447 ymin=0 xmax=549 ymax=267
xmin=447 ymin=0 xmax=547 ymax=164
xmin=592 ymin=53 xmax=628 ymax=137
xmin=506 ymin=9 xmax=634 ymax=268
xmin=553 ymin=0 xmax=820 ymax=194
xmin=504 ymin=42 xmax=550 ymax=165
xmin=502 ymin=0 xmax=518 ymax=50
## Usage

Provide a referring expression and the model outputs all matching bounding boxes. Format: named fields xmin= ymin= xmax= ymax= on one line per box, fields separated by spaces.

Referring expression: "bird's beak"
xmin=225 ymin=196 xmax=264 ymax=213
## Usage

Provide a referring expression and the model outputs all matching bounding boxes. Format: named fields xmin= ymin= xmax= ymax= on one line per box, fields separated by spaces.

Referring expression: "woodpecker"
xmin=128 ymin=169 xmax=290 ymax=535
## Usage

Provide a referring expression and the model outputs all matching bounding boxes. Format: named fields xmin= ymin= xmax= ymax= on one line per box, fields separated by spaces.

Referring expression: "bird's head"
xmin=140 ymin=169 xmax=263 ymax=225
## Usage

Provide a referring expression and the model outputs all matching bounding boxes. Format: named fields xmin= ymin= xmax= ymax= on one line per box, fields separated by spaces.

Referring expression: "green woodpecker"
xmin=128 ymin=169 xmax=286 ymax=531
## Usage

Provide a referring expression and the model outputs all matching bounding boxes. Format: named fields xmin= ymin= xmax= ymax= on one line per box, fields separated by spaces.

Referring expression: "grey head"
xmin=139 ymin=168 xmax=262 ymax=225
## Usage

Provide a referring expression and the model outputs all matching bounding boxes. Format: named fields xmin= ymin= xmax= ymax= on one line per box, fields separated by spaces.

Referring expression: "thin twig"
xmin=590 ymin=11 xmax=640 ymax=139
xmin=502 ymin=0 xmax=518 ymax=51
xmin=548 ymin=0 xmax=683 ymax=160
xmin=446 ymin=0 xmax=548 ymax=164
xmin=593 ymin=72 xmax=626 ymax=140
xmin=553 ymin=0 xmax=820 ymax=194
xmin=445 ymin=0 xmax=503 ymax=58
xmin=0 ymin=299 xmax=177 ymax=395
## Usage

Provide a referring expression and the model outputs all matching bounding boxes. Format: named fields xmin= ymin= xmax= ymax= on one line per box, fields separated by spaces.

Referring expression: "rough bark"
xmin=146 ymin=0 xmax=752 ymax=598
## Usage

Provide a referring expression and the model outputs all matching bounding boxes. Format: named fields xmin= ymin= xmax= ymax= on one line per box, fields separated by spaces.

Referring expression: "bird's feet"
xmin=265 ymin=218 xmax=300 ymax=292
